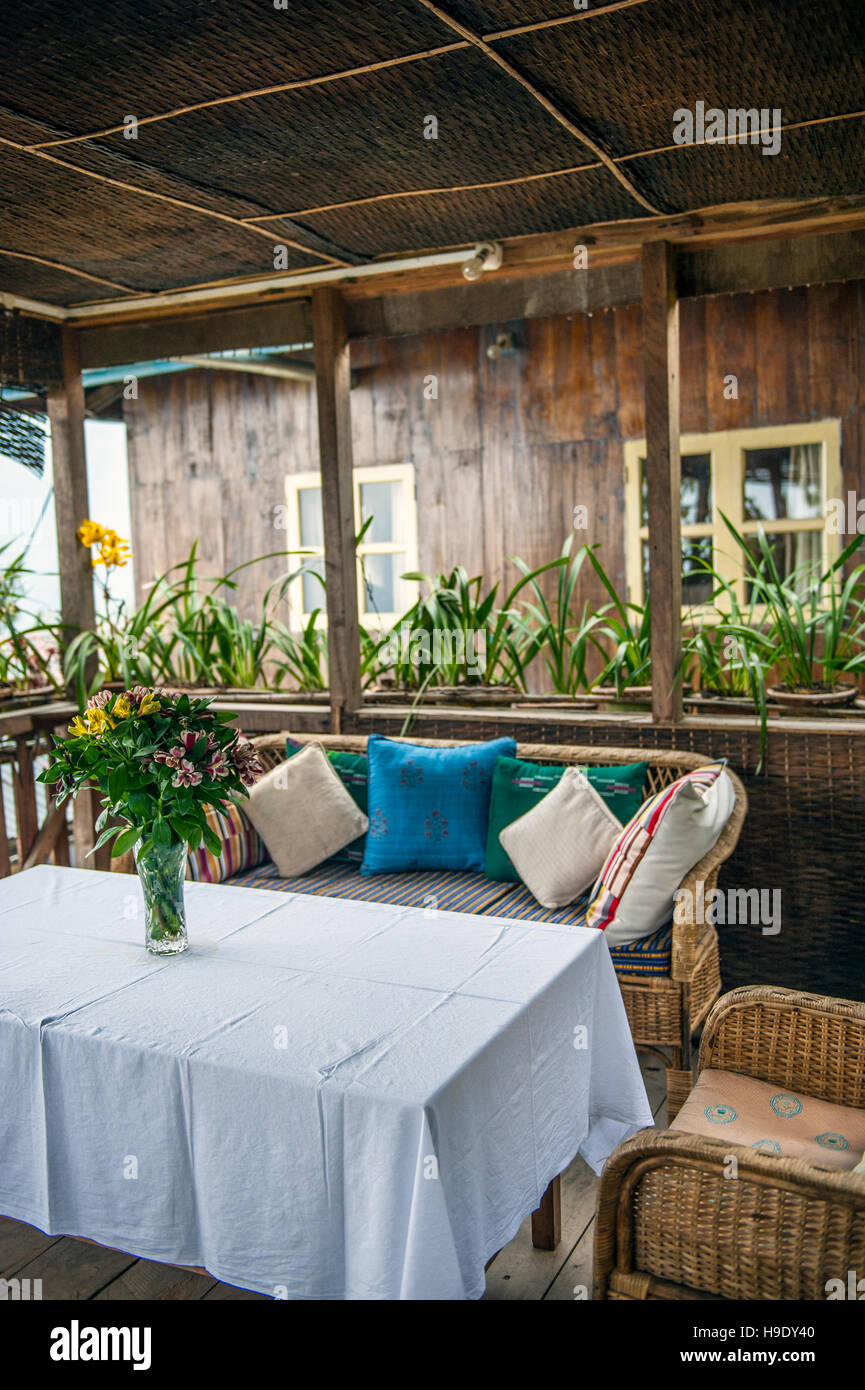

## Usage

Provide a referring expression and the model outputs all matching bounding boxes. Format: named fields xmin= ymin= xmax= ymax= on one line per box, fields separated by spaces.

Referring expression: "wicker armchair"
xmin=251 ymin=733 xmax=747 ymax=1118
xmin=594 ymin=986 xmax=865 ymax=1300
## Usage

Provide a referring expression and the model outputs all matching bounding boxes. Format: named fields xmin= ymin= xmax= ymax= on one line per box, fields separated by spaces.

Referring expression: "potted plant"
xmin=509 ymin=536 xmax=601 ymax=697
xmin=0 ymin=541 xmax=64 ymax=706
xmin=384 ymin=558 xmax=566 ymax=695
xmin=581 ymin=545 xmax=654 ymax=707
xmin=38 ymin=687 xmax=263 ymax=954
xmin=722 ymin=517 xmax=865 ymax=712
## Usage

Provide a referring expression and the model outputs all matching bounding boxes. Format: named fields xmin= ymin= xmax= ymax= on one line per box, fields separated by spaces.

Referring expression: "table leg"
xmin=531 ymin=1174 xmax=561 ymax=1250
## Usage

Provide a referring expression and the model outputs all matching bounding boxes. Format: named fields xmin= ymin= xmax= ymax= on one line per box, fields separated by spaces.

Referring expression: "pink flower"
xmin=205 ymin=752 xmax=230 ymax=780
xmin=232 ymin=740 xmax=263 ymax=787
xmin=86 ymin=690 xmax=112 ymax=710
xmin=171 ymin=759 xmax=203 ymax=788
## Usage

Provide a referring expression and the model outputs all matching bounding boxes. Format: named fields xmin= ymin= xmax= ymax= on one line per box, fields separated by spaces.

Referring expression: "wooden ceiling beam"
xmin=73 ymin=219 xmax=865 ymax=366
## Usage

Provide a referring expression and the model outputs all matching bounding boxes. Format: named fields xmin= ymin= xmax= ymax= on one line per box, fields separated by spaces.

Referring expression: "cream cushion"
xmin=244 ymin=742 xmax=368 ymax=876
xmin=498 ymin=766 xmax=621 ymax=909
xmin=672 ymin=1068 xmax=865 ymax=1172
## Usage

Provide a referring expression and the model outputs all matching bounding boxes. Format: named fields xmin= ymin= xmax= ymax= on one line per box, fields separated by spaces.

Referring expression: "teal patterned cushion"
xmin=361 ymin=735 xmax=516 ymax=874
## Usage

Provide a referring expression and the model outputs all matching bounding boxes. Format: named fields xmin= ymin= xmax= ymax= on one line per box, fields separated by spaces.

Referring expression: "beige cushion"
xmin=244 ymin=743 xmax=368 ymax=877
xmin=498 ymin=766 xmax=621 ymax=909
xmin=671 ymin=1067 xmax=865 ymax=1172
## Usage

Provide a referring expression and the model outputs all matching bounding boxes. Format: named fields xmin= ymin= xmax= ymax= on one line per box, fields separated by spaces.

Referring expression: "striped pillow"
xmin=586 ymin=761 xmax=735 ymax=946
xmin=186 ymin=801 xmax=268 ymax=883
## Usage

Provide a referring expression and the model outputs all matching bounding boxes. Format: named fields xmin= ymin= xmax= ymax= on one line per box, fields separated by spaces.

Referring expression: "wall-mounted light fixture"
xmin=486 ymin=331 xmax=517 ymax=360
xmin=461 ymin=241 xmax=503 ymax=282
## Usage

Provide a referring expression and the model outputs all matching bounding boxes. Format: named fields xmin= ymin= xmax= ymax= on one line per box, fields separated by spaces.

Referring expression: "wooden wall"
xmin=123 ymin=279 xmax=865 ymax=642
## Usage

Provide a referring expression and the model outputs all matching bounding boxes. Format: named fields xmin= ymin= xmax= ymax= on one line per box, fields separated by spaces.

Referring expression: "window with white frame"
xmin=624 ymin=420 xmax=842 ymax=610
xmin=284 ymin=463 xmax=418 ymax=628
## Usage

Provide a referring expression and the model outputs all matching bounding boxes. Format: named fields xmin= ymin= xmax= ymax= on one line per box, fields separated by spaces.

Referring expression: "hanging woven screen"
xmin=0 ymin=400 xmax=49 ymax=476
xmin=0 ymin=310 xmax=62 ymax=391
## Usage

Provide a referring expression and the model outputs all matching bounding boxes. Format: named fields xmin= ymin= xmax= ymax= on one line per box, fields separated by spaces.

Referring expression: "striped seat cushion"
xmin=186 ymin=802 xmax=267 ymax=884
xmin=228 ymin=858 xmax=515 ymax=915
xmin=225 ymin=860 xmax=673 ymax=975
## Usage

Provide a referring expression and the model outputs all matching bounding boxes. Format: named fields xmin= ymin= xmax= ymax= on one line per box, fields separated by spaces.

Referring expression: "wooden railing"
xmin=0 ymin=701 xmax=110 ymax=878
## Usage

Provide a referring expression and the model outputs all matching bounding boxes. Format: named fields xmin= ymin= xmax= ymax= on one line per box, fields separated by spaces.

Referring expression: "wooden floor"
xmin=0 ymin=1055 xmax=667 ymax=1302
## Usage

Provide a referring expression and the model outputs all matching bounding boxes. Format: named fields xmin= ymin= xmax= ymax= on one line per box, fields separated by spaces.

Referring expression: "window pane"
xmin=359 ymin=480 xmax=398 ymax=543
xmin=744 ymin=529 xmax=822 ymax=599
xmin=642 ymin=537 xmax=714 ymax=606
xmin=640 ymin=453 xmax=711 ymax=527
xmin=300 ymin=556 xmax=325 ymax=614
xmin=298 ymin=487 xmax=323 ymax=547
xmin=361 ymin=552 xmax=404 ymax=615
xmin=744 ymin=444 xmax=821 ymax=521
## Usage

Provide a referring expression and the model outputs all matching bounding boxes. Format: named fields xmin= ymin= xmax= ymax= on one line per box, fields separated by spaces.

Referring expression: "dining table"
xmin=0 ymin=864 xmax=652 ymax=1299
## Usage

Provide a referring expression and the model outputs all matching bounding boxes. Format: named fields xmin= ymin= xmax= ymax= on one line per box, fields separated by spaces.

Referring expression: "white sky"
xmin=0 ymin=419 xmax=134 ymax=618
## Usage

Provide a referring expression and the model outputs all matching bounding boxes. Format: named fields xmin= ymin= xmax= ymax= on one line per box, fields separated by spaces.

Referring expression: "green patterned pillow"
xmin=484 ymin=754 xmax=648 ymax=883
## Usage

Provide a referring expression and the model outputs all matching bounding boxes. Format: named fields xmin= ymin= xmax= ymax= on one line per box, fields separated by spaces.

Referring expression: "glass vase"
xmin=134 ymin=839 xmax=189 ymax=955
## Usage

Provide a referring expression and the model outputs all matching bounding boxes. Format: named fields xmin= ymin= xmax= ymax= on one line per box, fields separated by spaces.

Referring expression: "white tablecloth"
xmin=0 ymin=865 xmax=652 ymax=1299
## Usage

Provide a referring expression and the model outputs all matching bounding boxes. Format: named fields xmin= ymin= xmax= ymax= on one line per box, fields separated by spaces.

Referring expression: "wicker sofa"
xmin=594 ymin=987 xmax=865 ymax=1299
xmin=246 ymin=732 xmax=748 ymax=1120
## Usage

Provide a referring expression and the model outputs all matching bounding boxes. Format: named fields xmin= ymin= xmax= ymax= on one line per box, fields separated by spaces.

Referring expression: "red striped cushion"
xmin=186 ymin=801 xmax=267 ymax=883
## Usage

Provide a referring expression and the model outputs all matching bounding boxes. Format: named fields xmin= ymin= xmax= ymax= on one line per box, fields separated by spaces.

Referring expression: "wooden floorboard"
xmin=0 ymin=1216 xmax=63 ymax=1278
xmin=93 ymin=1259 xmax=218 ymax=1301
xmin=201 ymin=1281 xmax=273 ymax=1300
xmin=13 ymin=1234 xmax=137 ymax=1300
xmin=0 ymin=1052 xmax=677 ymax=1301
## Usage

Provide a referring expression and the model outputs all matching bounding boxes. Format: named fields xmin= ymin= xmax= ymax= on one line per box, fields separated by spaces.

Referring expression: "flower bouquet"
xmin=38 ymin=687 xmax=263 ymax=954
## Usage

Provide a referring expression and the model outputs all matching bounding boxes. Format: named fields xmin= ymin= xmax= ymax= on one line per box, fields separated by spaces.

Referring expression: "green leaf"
xmin=203 ymin=824 xmax=222 ymax=855
xmin=111 ymin=825 xmax=140 ymax=857
xmin=152 ymin=818 xmax=171 ymax=845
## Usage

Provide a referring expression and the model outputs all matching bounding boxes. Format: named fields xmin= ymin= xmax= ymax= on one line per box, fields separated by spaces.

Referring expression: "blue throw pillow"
xmin=361 ymin=735 xmax=517 ymax=874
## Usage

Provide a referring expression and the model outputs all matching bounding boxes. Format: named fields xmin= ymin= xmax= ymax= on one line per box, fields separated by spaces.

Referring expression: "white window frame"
xmin=624 ymin=419 xmax=842 ymax=611
xmin=284 ymin=463 xmax=419 ymax=629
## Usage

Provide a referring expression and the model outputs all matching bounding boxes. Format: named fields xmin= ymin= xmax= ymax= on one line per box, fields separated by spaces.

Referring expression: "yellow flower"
xmin=77 ymin=519 xmax=104 ymax=547
xmin=69 ymin=715 xmax=89 ymax=737
xmin=79 ymin=520 xmax=132 ymax=570
xmin=138 ymin=692 xmax=161 ymax=715
xmin=112 ymin=695 xmax=132 ymax=720
xmin=86 ymin=707 xmax=115 ymax=736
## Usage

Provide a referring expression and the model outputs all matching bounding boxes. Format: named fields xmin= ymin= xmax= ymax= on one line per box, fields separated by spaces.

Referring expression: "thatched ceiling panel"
xmin=630 ymin=121 xmax=865 ymax=216
xmin=0 ymin=253 xmax=118 ymax=308
xmin=86 ymin=49 xmax=589 ymax=214
xmin=286 ymin=165 xmax=638 ymax=258
xmin=497 ymin=0 xmax=865 ymax=157
xmin=2 ymin=0 xmax=862 ymax=310
xmin=0 ymin=146 xmax=322 ymax=297
xmin=3 ymin=0 xmax=455 ymax=135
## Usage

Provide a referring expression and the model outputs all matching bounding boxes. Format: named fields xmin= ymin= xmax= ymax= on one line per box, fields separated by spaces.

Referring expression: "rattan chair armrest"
xmin=697 ymin=985 xmax=865 ymax=1108
xmin=593 ymin=1125 xmax=865 ymax=1300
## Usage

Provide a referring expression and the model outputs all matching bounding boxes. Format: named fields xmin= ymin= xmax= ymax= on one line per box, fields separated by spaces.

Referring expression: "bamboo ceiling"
xmin=1 ymin=0 xmax=863 ymax=310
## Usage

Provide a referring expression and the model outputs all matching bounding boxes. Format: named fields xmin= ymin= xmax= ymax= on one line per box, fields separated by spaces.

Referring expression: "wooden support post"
xmin=12 ymin=737 xmax=39 ymax=865
xmin=46 ymin=326 xmax=96 ymax=658
xmin=0 ymin=774 xmax=11 ymax=878
xmin=641 ymin=241 xmax=682 ymax=723
xmin=531 ymin=1174 xmax=562 ymax=1251
xmin=312 ymin=286 xmax=361 ymax=729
